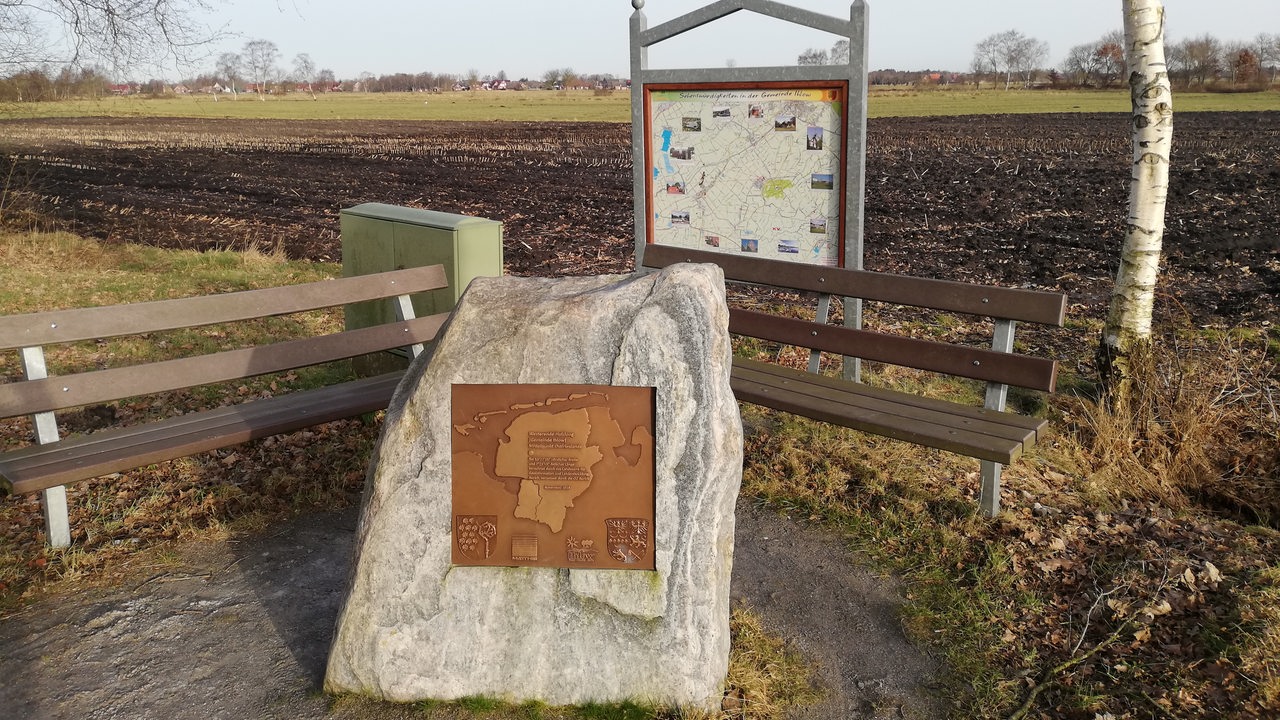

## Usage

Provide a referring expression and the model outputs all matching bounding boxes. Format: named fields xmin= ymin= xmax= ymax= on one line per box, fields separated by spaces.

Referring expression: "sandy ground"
xmin=0 ymin=500 xmax=942 ymax=720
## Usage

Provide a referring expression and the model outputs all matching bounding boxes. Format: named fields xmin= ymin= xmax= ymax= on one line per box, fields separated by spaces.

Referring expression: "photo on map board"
xmin=748 ymin=104 xmax=764 ymax=118
xmin=806 ymin=126 xmax=824 ymax=150
xmin=810 ymin=217 xmax=828 ymax=234
xmin=778 ymin=239 xmax=800 ymax=254
xmin=705 ymin=235 xmax=720 ymax=248
xmin=665 ymin=182 xmax=686 ymax=194
xmin=672 ymin=211 xmax=690 ymax=224
xmin=712 ymin=106 xmax=731 ymax=118
xmin=670 ymin=146 xmax=695 ymax=161
xmin=682 ymin=117 xmax=702 ymax=132
xmin=811 ymin=173 xmax=834 ymax=189
xmin=741 ymin=238 xmax=759 ymax=253
xmin=774 ymin=115 xmax=797 ymax=131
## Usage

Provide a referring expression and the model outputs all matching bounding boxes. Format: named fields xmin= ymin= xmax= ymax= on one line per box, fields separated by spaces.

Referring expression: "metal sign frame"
xmin=629 ymin=0 xmax=869 ymax=379
xmin=630 ymin=0 xmax=868 ymax=274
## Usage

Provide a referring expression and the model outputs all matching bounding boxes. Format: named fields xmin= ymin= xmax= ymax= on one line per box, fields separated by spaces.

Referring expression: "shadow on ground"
xmin=0 ymin=501 xmax=941 ymax=719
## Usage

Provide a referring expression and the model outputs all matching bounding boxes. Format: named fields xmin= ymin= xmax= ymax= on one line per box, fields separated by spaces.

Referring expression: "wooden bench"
xmin=641 ymin=245 xmax=1068 ymax=516
xmin=0 ymin=265 xmax=450 ymax=546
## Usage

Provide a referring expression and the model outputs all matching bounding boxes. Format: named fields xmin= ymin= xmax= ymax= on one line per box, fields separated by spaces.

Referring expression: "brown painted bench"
xmin=0 ymin=265 xmax=449 ymax=545
xmin=641 ymin=244 xmax=1067 ymax=516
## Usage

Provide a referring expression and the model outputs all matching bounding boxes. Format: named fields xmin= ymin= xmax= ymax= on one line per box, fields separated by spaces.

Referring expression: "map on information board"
xmin=644 ymin=82 xmax=847 ymax=267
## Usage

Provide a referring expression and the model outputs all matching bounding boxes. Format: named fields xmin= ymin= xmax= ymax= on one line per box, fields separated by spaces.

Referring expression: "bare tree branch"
xmin=1 ymin=0 xmax=222 ymax=72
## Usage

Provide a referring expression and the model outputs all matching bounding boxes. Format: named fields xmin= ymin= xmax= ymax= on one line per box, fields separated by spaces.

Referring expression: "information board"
xmin=643 ymin=81 xmax=848 ymax=267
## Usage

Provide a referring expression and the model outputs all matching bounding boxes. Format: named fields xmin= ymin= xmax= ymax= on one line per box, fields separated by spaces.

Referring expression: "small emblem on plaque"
xmin=512 ymin=534 xmax=539 ymax=562
xmin=455 ymin=515 xmax=498 ymax=560
xmin=566 ymin=536 xmax=598 ymax=564
xmin=606 ymin=518 xmax=650 ymax=564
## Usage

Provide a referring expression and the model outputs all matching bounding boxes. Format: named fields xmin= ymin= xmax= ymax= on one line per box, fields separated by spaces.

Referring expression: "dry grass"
xmin=1053 ymin=329 xmax=1280 ymax=522
xmin=0 ymin=230 xmax=351 ymax=601
xmin=1239 ymin=566 xmax=1280 ymax=708
xmin=732 ymin=305 xmax=1280 ymax=717
xmin=722 ymin=605 xmax=823 ymax=720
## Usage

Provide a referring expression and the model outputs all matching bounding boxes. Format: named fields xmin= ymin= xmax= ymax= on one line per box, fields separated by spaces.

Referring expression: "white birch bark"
xmin=1102 ymin=0 xmax=1173 ymax=382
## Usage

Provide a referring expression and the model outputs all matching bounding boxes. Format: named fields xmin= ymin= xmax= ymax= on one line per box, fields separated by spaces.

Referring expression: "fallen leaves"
xmin=989 ymin=487 xmax=1280 ymax=718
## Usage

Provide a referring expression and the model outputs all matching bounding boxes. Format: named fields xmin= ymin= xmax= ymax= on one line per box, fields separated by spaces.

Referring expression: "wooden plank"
xmin=0 ymin=370 xmax=399 ymax=471
xmin=734 ymin=359 xmax=1045 ymax=436
xmin=0 ymin=265 xmax=448 ymax=350
xmin=731 ymin=360 xmax=1035 ymax=463
xmin=734 ymin=359 xmax=1041 ymax=446
xmin=0 ymin=313 xmax=447 ymax=418
xmin=730 ymin=309 xmax=1058 ymax=392
xmin=1 ymin=373 xmax=406 ymax=496
xmin=642 ymin=244 xmax=1066 ymax=326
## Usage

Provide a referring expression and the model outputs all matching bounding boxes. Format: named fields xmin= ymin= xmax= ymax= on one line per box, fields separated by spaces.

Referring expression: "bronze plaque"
xmin=451 ymin=384 xmax=656 ymax=570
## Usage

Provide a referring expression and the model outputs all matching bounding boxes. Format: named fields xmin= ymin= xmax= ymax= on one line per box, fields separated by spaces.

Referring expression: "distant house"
xmin=108 ymin=84 xmax=134 ymax=96
xmin=172 ymin=84 xmax=191 ymax=94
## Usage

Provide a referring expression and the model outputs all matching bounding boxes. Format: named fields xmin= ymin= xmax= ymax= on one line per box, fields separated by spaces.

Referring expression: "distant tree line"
xmin=9 ymin=25 xmax=1275 ymax=103
xmin=0 ymin=40 xmax=629 ymax=103
xmin=0 ymin=66 xmax=112 ymax=102
xmin=1065 ymin=31 xmax=1279 ymax=88
xmin=796 ymin=29 xmax=1279 ymax=90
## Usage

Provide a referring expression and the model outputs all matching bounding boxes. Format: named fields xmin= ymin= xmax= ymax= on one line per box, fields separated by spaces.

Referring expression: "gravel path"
xmin=0 ymin=501 xmax=941 ymax=719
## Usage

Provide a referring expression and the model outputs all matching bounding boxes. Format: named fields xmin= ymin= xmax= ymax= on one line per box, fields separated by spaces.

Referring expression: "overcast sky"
xmin=189 ymin=0 xmax=1276 ymax=80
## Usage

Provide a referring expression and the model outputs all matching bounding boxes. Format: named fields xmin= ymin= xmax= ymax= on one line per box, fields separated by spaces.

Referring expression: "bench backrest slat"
xmin=0 ymin=265 xmax=448 ymax=350
xmin=642 ymin=244 xmax=1066 ymax=326
xmin=731 ymin=309 xmax=1058 ymax=392
xmin=0 ymin=313 xmax=448 ymax=418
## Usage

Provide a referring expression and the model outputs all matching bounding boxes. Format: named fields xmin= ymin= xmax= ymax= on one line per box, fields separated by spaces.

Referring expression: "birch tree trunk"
xmin=1100 ymin=0 xmax=1173 ymax=401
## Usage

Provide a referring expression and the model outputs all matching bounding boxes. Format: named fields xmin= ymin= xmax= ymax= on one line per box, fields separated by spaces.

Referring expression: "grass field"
xmin=1 ymin=86 xmax=1275 ymax=123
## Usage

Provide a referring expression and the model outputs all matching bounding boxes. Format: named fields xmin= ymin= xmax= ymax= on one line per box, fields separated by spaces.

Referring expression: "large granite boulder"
xmin=325 ymin=264 xmax=743 ymax=710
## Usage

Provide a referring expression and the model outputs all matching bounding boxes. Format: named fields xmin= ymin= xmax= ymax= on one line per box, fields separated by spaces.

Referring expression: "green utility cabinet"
xmin=342 ymin=202 xmax=503 ymax=325
xmin=341 ymin=203 xmax=503 ymax=371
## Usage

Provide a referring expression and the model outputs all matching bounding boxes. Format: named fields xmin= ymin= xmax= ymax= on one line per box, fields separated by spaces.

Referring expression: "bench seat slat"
xmin=642 ymin=244 xmax=1066 ymax=326
xmin=731 ymin=309 xmax=1058 ymax=392
xmin=734 ymin=359 xmax=1044 ymax=434
xmin=732 ymin=359 xmax=1044 ymax=464
xmin=0 ymin=313 xmax=448 ymax=418
xmin=0 ymin=264 xmax=448 ymax=350
xmin=1 ymin=372 xmax=406 ymax=496
xmin=2 ymin=371 xmax=399 ymax=470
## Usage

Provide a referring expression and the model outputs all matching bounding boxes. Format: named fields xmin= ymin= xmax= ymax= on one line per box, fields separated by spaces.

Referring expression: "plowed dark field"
xmin=4 ymin=112 xmax=1278 ymax=326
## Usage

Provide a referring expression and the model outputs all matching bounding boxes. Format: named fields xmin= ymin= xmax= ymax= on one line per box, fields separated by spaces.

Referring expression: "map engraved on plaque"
xmin=451 ymin=384 xmax=656 ymax=570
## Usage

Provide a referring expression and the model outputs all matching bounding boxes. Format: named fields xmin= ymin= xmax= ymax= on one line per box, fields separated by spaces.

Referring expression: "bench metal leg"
xmin=980 ymin=460 xmax=1002 ymax=517
xmin=42 ymin=487 xmax=71 ymax=548
xmin=843 ymin=296 xmax=862 ymax=382
xmin=808 ymin=293 xmax=833 ymax=374
xmin=392 ymin=294 xmax=426 ymax=359
xmin=979 ymin=319 xmax=1016 ymax=518
xmin=21 ymin=346 xmax=72 ymax=548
